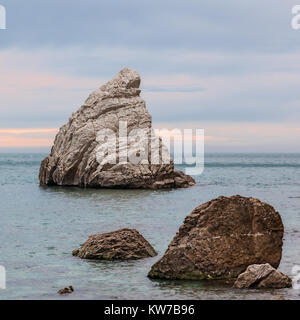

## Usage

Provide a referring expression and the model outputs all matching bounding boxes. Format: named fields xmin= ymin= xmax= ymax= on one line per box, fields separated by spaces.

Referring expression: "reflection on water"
xmin=41 ymin=185 xmax=168 ymax=202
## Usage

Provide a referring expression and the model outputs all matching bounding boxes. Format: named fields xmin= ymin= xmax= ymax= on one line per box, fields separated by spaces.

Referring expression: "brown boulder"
xmin=72 ymin=228 xmax=157 ymax=260
xmin=58 ymin=286 xmax=74 ymax=294
xmin=148 ymin=195 xmax=284 ymax=280
xmin=233 ymin=263 xmax=292 ymax=289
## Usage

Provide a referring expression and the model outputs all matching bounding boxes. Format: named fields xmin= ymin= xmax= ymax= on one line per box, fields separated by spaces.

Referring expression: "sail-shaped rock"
xmin=39 ymin=68 xmax=195 ymax=189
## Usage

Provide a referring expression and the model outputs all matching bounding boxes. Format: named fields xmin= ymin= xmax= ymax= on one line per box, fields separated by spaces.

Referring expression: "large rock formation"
xmin=233 ymin=264 xmax=292 ymax=289
xmin=148 ymin=195 xmax=284 ymax=280
xmin=72 ymin=228 xmax=157 ymax=260
xmin=39 ymin=67 xmax=195 ymax=189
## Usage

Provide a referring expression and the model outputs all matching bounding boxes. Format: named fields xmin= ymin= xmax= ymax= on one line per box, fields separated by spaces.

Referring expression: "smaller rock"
xmin=257 ymin=268 xmax=292 ymax=289
xmin=233 ymin=264 xmax=274 ymax=288
xmin=72 ymin=228 xmax=157 ymax=260
xmin=58 ymin=286 xmax=74 ymax=295
xmin=233 ymin=264 xmax=292 ymax=289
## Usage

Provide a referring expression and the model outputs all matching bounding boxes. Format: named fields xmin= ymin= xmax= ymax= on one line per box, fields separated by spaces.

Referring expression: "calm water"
xmin=1 ymin=153 xmax=300 ymax=300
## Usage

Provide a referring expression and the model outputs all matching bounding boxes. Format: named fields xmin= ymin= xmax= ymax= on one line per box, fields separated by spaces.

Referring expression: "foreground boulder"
xmin=72 ymin=228 xmax=157 ymax=260
xmin=148 ymin=195 xmax=284 ymax=280
xmin=233 ymin=264 xmax=292 ymax=289
xmin=39 ymin=67 xmax=195 ymax=189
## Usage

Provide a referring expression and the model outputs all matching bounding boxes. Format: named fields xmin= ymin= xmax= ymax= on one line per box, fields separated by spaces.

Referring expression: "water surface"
xmin=0 ymin=153 xmax=300 ymax=299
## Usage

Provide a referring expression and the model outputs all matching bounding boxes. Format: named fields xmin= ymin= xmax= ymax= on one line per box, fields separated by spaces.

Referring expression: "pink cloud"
xmin=0 ymin=128 xmax=58 ymax=147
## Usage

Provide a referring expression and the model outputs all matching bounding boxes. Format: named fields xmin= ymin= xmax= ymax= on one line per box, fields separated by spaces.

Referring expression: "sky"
xmin=0 ymin=0 xmax=300 ymax=152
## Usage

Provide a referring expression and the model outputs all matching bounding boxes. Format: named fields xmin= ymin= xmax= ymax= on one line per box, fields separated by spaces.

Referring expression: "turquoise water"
xmin=0 ymin=153 xmax=300 ymax=300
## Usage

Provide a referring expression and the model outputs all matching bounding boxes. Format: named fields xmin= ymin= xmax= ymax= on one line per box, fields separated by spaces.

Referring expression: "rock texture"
xmin=39 ymin=67 xmax=195 ymax=189
xmin=148 ymin=195 xmax=284 ymax=280
xmin=233 ymin=263 xmax=292 ymax=289
xmin=72 ymin=228 xmax=157 ymax=260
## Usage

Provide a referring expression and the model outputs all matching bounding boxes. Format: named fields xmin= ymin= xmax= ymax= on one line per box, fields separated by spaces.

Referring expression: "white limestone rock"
xmin=39 ymin=68 xmax=195 ymax=189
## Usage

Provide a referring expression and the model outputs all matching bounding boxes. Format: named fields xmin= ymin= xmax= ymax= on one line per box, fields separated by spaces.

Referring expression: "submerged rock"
xmin=58 ymin=286 xmax=74 ymax=294
xmin=148 ymin=195 xmax=284 ymax=280
xmin=72 ymin=228 xmax=157 ymax=260
xmin=39 ymin=67 xmax=195 ymax=189
xmin=233 ymin=263 xmax=292 ymax=289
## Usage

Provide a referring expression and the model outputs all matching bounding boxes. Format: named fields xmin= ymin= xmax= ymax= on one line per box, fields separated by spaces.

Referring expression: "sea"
xmin=0 ymin=153 xmax=300 ymax=300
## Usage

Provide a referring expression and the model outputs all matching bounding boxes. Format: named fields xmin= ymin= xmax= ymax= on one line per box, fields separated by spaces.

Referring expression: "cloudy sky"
xmin=1 ymin=0 xmax=300 ymax=152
